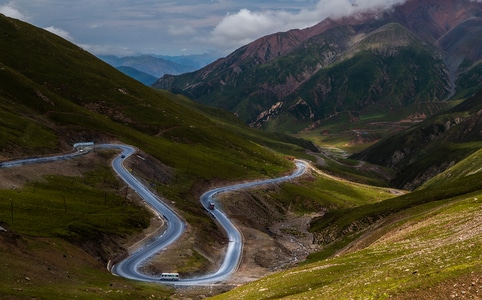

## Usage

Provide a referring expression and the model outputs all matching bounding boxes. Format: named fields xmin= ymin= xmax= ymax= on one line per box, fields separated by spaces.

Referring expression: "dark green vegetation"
xmin=155 ymin=0 xmax=482 ymax=134
xmin=1 ymin=166 xmax=148 ymax=242
xmin=0 ymin=13 xmax=313 ymax=299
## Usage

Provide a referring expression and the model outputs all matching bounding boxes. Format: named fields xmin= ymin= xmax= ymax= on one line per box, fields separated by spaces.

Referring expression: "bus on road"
xmin=160 ymin=272 xmax=179 ymax=281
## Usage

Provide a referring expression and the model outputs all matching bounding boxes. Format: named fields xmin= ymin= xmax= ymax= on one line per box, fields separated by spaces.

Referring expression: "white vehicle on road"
xmin=160 ymin=273 xmax=179 ymax=281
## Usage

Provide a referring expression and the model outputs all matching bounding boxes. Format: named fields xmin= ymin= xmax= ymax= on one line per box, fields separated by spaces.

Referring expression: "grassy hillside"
xmin=0 ymin=233 xmax=174 ymax=299
xmin=420 ymin=147 xmax=482 ymax=189
xmin=216 ymin=193 xmax=482 ymax=299
xmin=0 ymin=14 xmax=316 ymax=298
xmin=209 ymin=92 xmax=482 ymax=297
xmin=0 ymin=14 xmax=295 ymax=176
xmin=213 ymin=163 xmax=482 ymax=299
xmin=0 ymin=154 xmax=174 ymax=299
xmin=170 ymin=92 xmax=319 ymax=159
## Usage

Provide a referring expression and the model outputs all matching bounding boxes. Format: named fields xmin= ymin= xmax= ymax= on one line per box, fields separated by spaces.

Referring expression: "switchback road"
xmin=0 ymin=143 xmax=308 ymax=285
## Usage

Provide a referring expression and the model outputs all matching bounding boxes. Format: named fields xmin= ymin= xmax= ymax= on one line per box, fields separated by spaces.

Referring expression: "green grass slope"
xmin=0 ymin=155 xmax=173 ymax=299
xmin=213 ymin=169 xmax=482 ymax=299
xmin=420 ymin=146 xmax=482 ymax=189
xmin=0 ymin=14 xmax=316 ymax=298
xmin=0 ymin=14 xmax=292 ymax=179
xmin=212 ymin=104 xmax=482 ymax=298
xmin=170 ymin=93 xmax=319 ymax=158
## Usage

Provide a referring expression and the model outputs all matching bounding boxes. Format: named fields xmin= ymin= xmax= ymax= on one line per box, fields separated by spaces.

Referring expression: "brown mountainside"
xmin=155 ymin=0 xmax=482 ymax=132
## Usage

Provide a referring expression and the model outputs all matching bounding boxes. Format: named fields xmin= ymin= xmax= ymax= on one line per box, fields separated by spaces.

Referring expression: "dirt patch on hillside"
xmin=0 ymin=157 xmax=92 ymax=189
xmin=229 ymin=213 xmax=320 ymax=285
xmin=214 ymin=183 xmax=322 ymax=286
xmin=140 ymin=223 xmax=227 ymax=279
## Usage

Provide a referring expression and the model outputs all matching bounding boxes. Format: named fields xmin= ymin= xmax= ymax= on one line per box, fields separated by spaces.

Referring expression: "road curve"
xmin=186 ymin=159 xmax=307 ymax=285
xmin=0 ymin=143 xmax=308 ymax=285
xmin=105 ymin=144 xmax=308 ymax=285
xmin=95 ymin=144 xmax=187 ymax=283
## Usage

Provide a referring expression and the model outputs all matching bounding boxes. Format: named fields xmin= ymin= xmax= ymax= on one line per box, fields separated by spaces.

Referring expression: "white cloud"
xmin=206 ymin=0 xmax=407 ymax=50
xmin=44 ymin=26 xmax=75 ymax=42
xmin=0 ymin=2 xmax=26 ymax=20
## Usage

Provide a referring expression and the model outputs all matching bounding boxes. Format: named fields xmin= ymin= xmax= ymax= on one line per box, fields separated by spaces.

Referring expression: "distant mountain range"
xmin=116 ymin=66 xmax=158 ymax=86
xmin=154 ymin=0 xmax=482 ymax=132
xmin=99 ymin=53 xmax=218 ymax=85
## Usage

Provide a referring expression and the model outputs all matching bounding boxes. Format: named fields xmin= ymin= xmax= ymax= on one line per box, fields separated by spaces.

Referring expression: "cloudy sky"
xmin=0 ymin=0 xmax=410 ymax=57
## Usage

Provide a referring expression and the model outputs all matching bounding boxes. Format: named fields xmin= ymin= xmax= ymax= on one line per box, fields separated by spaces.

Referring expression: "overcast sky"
xmin=0 ymin=0 xmax=411 ymax=57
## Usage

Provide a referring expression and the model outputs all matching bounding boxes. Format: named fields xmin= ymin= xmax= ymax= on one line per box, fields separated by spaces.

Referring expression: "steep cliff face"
xmin=154 ymin=0 xmax=482 ymax=132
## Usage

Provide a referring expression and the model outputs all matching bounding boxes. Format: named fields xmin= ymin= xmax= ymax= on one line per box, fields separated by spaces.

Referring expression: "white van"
xmin=160 ymin=272 xmax=180 ymax=281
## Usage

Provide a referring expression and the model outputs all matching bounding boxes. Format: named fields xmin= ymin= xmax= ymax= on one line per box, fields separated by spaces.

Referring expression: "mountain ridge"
xmin=155 ymin=0 xmax=482 ymax=132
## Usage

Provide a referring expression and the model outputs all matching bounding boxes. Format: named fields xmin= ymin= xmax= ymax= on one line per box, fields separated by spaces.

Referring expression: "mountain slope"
xmin=260 ymin=23 xmax=450 ymax=132
xmin=351 ymin=89 xmax=482 ymax=190
xmin=155 ymin=0 xmax=482 ymax=132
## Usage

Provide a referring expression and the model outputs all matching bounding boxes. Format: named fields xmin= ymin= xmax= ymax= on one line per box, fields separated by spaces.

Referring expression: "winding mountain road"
xmin=0 ymin=143 xmax=308 ymax=285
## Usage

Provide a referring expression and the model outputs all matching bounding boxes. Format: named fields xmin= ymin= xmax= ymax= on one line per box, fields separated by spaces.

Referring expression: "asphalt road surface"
xmin=0 ymin=143 xmax=307 ymax=285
